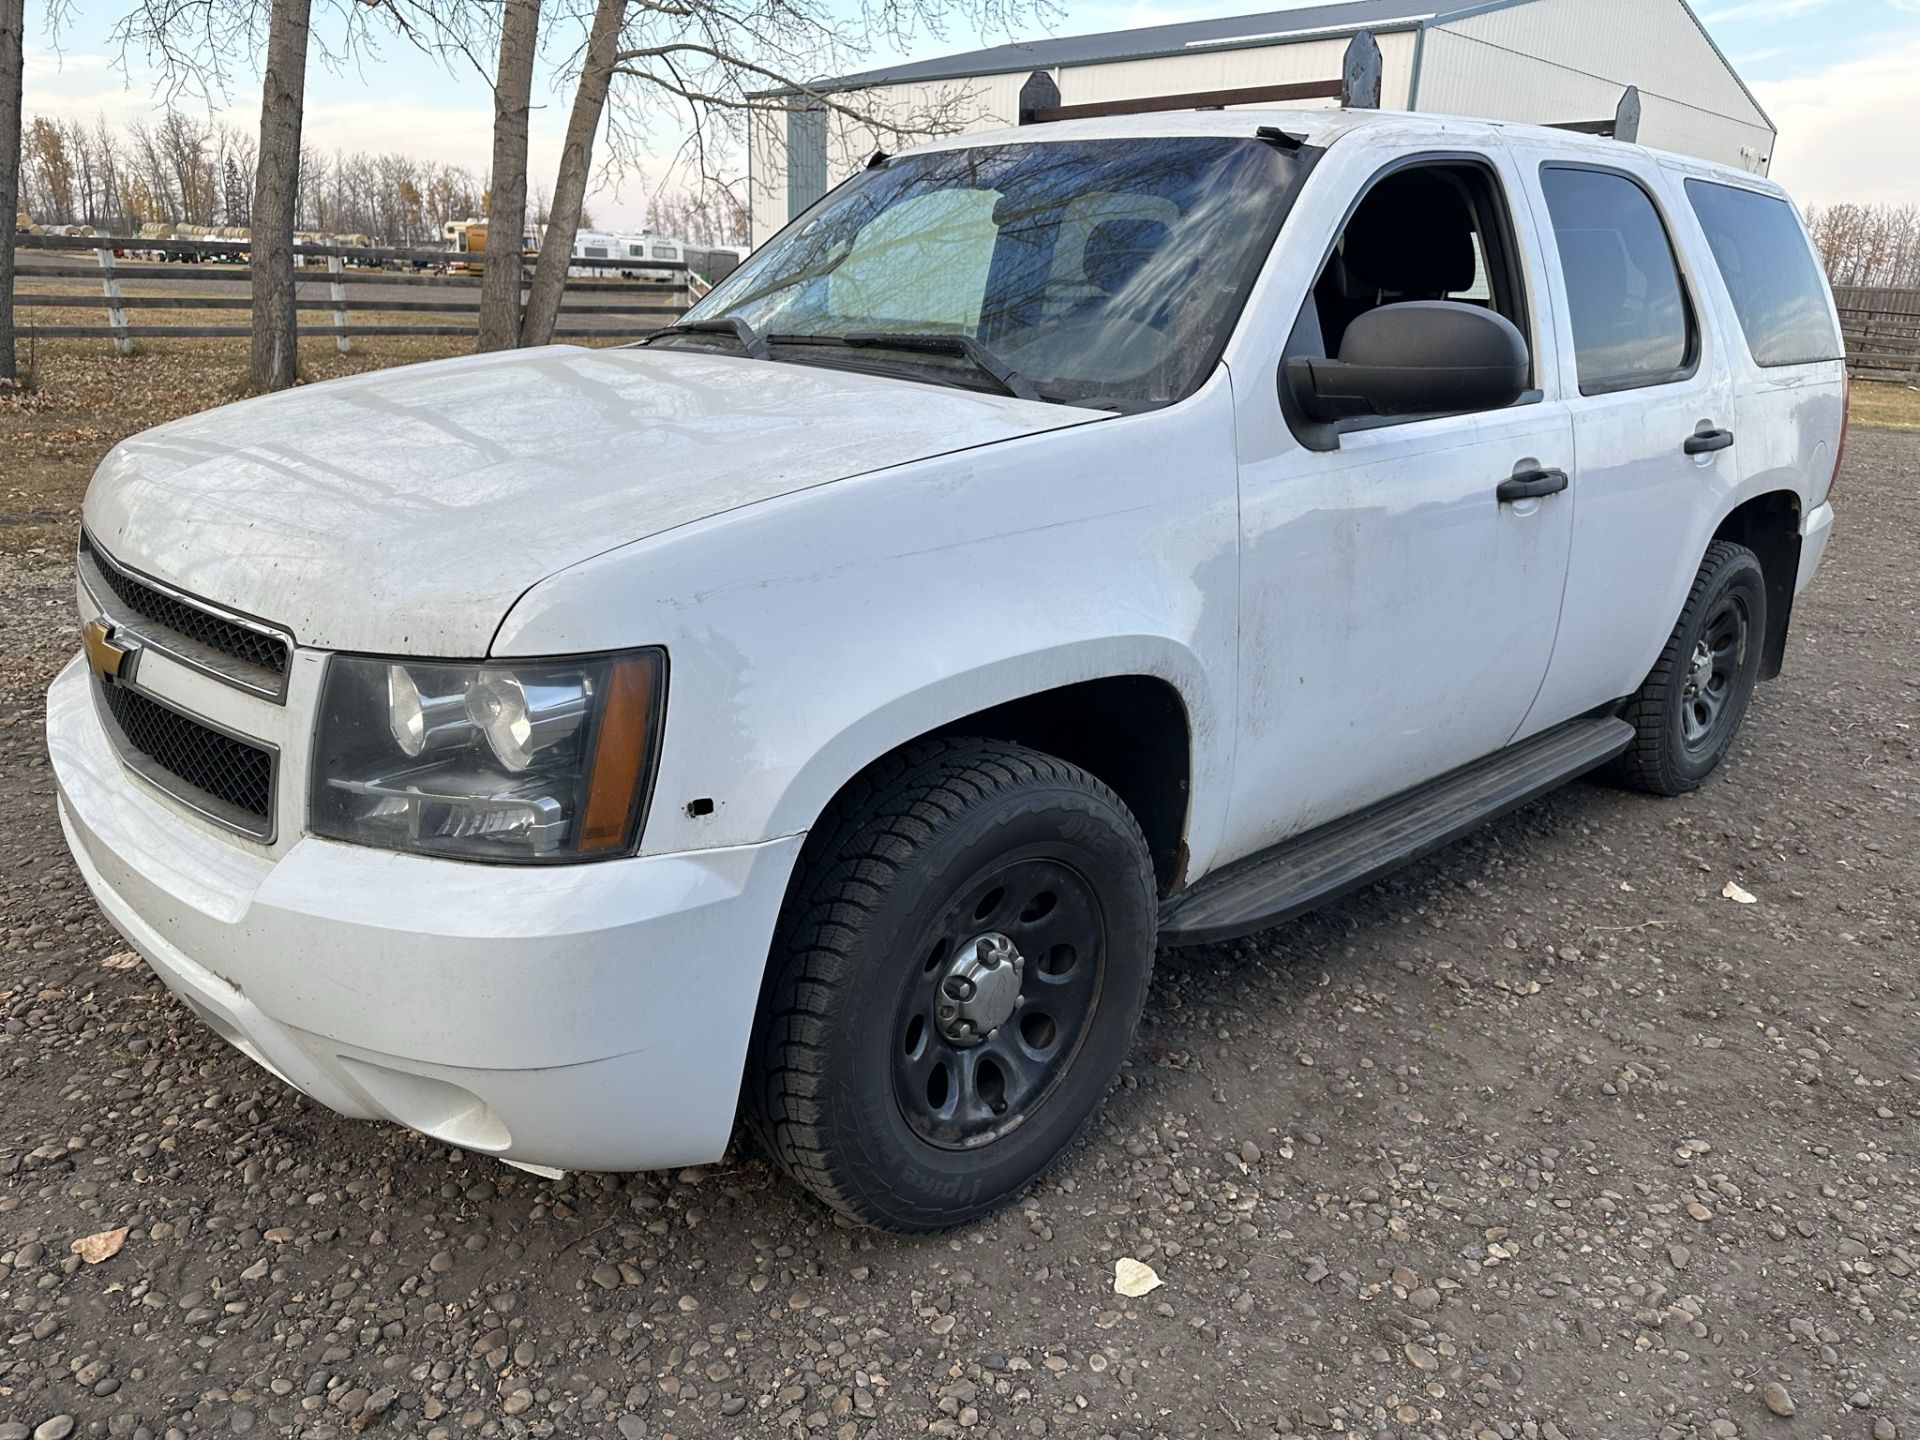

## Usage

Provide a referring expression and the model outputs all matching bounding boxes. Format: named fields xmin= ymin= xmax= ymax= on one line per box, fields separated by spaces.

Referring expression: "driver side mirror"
xmin=1283 ymin=301 xmax=1530 ymax=424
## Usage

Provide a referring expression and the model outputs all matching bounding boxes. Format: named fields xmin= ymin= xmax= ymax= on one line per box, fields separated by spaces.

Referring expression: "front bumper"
xmin=47 ymin=654 xmax=802 ymax=1172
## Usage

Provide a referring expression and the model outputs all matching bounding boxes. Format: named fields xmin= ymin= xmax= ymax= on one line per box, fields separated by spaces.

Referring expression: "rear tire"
xmin=745 ymin=739 xmax=1156 ymax=1231
xmin=1610 ymin=540 xmax=1767 ymax=796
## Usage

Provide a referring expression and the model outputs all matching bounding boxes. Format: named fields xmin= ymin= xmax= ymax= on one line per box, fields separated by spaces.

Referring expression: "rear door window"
xmin=1685 ymin=179 xmax=1843 ymax=368
xmin=1540 ymin=166 xmax=1696 ymax=395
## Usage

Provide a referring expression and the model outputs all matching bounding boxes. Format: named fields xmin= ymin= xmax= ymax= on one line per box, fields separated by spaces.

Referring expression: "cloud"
xmin=1696 ymin=0 xmax=1839 ymax=22
xmin=1756 ymin=33 xmax=1920 ymax=207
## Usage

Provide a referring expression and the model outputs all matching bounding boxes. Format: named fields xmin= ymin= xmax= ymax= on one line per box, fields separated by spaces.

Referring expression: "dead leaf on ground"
xmin=1114 ymin=1257 xmax=1164 ymax=1298
xmin=1721 ymin=881 xmax=1758 ymax=905
xmin=72 ymin=1226 xmax=130 ymax=1264
xmin=101 ymin=950 xmax=141 ymax=970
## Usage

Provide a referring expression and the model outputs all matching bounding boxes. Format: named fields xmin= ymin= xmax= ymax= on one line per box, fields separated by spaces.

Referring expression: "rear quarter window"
xmin=1685 ymin=179 xmax=1843 ymax=368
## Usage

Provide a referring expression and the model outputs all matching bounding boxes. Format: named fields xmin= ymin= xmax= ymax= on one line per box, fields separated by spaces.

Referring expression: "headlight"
xmin=310 ymin=650 xmax=666 ymax=863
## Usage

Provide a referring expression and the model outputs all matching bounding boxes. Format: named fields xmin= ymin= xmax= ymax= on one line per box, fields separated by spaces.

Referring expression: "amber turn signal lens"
xmin=577 ymin=651 xmax=666 ymax=855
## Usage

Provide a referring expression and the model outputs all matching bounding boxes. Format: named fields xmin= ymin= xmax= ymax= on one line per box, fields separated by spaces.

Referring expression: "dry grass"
xmin=1851 ymin=379 xmax=1920 ymax=431
xmin=3 ymin=266 xmax=655 ymax=559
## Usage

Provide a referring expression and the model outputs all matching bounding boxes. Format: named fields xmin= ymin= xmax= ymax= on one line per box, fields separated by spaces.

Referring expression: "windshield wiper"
xmin=767 ymin=331 xmax=1043 ymax=403
xmin=644 ymin=316 xmax=771 ymax=361
xmin=841 ymin=332 xmax=1044 ymax=403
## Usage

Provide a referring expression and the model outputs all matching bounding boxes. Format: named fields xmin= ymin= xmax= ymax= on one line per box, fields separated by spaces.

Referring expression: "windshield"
xmin=678 ymin=136 xmax=1308 ymax=408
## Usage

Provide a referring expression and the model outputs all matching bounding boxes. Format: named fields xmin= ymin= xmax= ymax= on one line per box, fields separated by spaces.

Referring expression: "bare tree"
xmin=514 ymin=0 xmax=1031 ymax=348
xmin=519 ymin=0 xmax=620 ymax=347
xmin=1 ymin=0 xmax=23 ymax=385
xmin=1807 ymin=202 xmax=1920 ymax=290
xmin=478 ymin=0 xmax=541 ymax=350
xmin=245 ymin=0 xmax=313 ymax=389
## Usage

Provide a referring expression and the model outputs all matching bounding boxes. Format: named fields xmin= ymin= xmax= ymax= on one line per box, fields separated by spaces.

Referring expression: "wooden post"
xmin=96 ymin=247 xmax=131 ymax=356
xmin=327 ymin=253 xmax=350 ymax=354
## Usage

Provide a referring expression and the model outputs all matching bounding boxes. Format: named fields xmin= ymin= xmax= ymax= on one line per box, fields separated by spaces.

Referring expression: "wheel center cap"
xmin=1687 ymin=641 xmax=1715 ymax=694
xmin=935 ymin=933 xmax=1026 ymax=1046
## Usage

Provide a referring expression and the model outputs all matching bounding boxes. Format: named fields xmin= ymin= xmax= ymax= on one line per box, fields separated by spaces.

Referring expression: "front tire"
xmin=745 ymin=739 xmax=1156 ymax=1231
xmin=1610 ymin=540 xmax=1767 ymax=796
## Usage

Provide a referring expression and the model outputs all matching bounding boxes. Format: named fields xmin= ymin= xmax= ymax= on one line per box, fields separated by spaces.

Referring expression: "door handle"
xmin=1684 ymin=427 xmax=1735 ymax=455
xmin=1498 ymin=467 xmax=1570 ymax=503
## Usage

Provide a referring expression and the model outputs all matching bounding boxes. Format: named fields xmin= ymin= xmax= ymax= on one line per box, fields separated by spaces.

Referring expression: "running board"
xmin=1160 ymin=717 xmax=1634 ymax=946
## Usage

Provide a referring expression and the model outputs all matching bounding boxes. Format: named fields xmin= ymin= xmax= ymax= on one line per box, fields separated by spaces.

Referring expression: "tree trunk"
xmin=477 ymin=0 xmax=541 ymax=352
xmin=248 ymin=0 xmax=313 ymax=393
xmin=520 ymin=0 xmax=622 ymax=347
xmin=0 ymin=0 xmax=26 ymax=385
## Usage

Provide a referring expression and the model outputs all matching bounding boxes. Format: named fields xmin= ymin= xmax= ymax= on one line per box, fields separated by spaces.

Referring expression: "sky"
xmin=18 ymin=0 xmax=1920 ymax=230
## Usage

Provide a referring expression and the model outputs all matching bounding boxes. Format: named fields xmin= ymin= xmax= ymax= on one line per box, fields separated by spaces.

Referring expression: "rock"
xmin=33 ymin=1420 xmax=76 ymax=1440
xmin=1872 ymin=1422 xmax=1896 ymax=1440
xmin=1669 ymin=1244 xmax=1691 ymax=1271
xmin=1761 ymin=1383 xmax=1794 ymax=1418
xmin=1303 ymin=1259 xmax=1329 ymax=1285
xmin=1404 ymin=1343 xmax=1439 ymax=1373
xmin=1410 ymin=1286 xmax=1441 ymax=1312
xmin=502 ymin=1389 xmax=534 ymax=1416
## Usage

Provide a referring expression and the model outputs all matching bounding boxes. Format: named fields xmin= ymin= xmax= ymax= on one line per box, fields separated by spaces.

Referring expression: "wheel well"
xmin=922 ymin=677 xmax=1194 ymax=896
xmin=1714 ymin=491 xmax=1801 ymax=681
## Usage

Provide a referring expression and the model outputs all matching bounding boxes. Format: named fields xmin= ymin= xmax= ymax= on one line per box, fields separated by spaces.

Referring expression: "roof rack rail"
xmin=1018 ymin=29 xmax=1383 ymax=125
xmin=1547 ymin=86 xmax=1643 ymax=144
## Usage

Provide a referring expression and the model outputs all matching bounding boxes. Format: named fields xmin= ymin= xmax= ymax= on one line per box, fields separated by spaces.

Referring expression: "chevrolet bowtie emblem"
xmin=83 ymin=617 xmax=138 ymax=686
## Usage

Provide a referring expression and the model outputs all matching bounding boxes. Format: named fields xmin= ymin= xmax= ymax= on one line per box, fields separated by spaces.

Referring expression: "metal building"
xmin=749 ymin=0 xmax=1776 ymax=245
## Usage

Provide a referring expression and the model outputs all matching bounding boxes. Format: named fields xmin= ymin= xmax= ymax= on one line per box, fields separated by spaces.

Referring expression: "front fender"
xmin=492 ymin=373 xmax=1243 ymax=875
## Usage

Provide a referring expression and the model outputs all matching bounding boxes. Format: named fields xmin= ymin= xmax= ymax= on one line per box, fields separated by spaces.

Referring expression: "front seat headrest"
xmin=1341 ymin=171 xmax=1477 ymax=296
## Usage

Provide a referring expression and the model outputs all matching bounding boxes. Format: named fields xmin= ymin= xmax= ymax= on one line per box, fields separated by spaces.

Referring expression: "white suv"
xmin=48 ymin=107 xmax=1847 ymax=1230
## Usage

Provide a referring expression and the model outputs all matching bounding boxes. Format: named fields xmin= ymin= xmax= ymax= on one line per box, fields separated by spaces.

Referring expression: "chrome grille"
xmin=80 ymin=533 xmax=292 ymax=700
xmin=97 ymin=680 xmax=277 ymax=840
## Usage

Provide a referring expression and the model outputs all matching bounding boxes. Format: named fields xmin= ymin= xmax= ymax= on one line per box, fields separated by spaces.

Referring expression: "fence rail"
xmin=10 ymin=232 xmax=694 ymax=354
xmin=1833 ymin=284 xmax=1920 ymax=384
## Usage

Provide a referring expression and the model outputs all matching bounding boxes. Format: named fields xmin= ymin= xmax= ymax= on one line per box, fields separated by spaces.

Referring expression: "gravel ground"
xmin=0 ymin=410 xmax=1914 ymax=1440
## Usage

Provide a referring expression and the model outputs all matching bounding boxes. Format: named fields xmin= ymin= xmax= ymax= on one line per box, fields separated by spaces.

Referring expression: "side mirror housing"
xmin=1283 ymin=301 xmax=1530 ymax=423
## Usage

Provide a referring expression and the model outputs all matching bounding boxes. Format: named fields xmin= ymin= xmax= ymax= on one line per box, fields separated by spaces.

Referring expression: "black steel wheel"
xmin=891 ymin=854 xmax=1106 ymax=1149
xmin=745 ymin=739 xmax=1156 ymax=1232
xmin=1611 ymin=540 xmax=1768 ymax=796
xmin=1678 ymin=589 xmax=1753 ymax=753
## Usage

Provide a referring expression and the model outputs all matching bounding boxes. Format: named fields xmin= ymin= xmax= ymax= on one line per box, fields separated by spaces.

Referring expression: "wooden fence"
xmin=9 ymin=232 xmax=696 ymax=353
xmin=1833 ymin=284 xmax=1920 ymax=384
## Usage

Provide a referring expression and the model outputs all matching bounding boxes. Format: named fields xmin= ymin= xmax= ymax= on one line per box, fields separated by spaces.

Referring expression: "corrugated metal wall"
xmin=746 ymin=36 xmax=1417 ymax=245
xmin=750 ymin=72 xmax=1027 ymax=246
xmin=1418 ymin=0 xmax=1775 ymax=172
xmin=1060 ymin=31 xmax=1418 ymax=108
xmin=747 ymin=0 xmax=1779 ymax=245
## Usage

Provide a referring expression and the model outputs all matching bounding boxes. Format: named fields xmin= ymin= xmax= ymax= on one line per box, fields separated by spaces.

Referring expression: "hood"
xmin=83 ymin=345 xmax=1100 ymax=656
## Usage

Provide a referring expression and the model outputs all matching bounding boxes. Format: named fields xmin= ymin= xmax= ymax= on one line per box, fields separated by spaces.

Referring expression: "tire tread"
xmin=1610 ymin=539 xmax=1765 ymax=796
xmin=743 ymin=738 xmax=1154 ymax=1229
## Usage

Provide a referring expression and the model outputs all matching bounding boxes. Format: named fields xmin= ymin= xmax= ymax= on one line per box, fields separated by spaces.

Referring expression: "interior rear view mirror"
xmin=1283 ymin=301 xmax=1530 ymax=423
